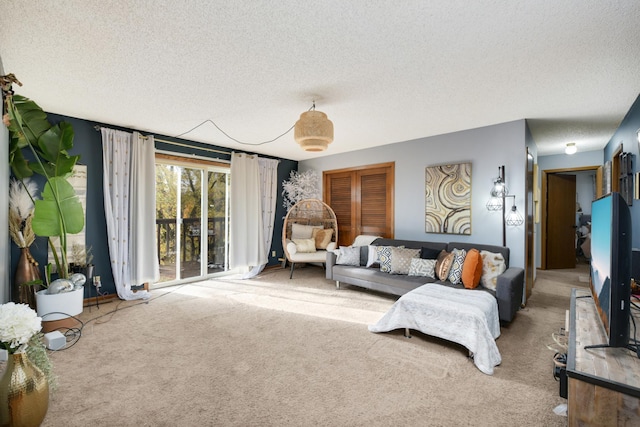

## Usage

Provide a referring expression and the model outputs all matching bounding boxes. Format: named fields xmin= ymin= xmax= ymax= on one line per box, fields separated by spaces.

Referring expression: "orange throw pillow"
xmin=462 ymin=248 xmax=483 ymax=289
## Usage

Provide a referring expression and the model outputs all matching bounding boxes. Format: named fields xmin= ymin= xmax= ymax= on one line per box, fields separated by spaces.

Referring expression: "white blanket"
xmin=368 ymin=284 xmax=501 ymax=375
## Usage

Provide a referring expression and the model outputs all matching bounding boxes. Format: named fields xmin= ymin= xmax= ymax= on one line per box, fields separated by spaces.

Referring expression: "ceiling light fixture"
xmin=294 ymin=101 xmax=333 ymax=152
xmin=565 ymin=142 xmax=577 ymax=155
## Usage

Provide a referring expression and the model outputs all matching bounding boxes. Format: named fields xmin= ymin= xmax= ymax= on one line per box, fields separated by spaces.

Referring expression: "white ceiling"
xmin=1 ymin=1 xmax=639 ymax=161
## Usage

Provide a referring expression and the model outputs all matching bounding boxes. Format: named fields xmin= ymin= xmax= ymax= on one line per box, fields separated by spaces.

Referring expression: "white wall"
xmin=300 ymin=120 xmax=527 ymax=269
xmin=1 ymin=121 xmax=9 ymax=303
xmin=575 ymin=171 xmax=596 ymax=215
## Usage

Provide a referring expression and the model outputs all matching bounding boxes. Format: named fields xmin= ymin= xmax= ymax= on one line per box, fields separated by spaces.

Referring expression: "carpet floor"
xmin=37 ymin=264 xmax=585 ymax=426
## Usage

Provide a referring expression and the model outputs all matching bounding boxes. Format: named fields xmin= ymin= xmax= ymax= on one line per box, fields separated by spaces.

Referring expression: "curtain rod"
xmin=94 ymin=125 xmax=231 ymax=156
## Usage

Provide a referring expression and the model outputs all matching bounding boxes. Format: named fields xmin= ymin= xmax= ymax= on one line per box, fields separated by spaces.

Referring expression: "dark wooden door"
xmin=324 ymin=163 xmax=394 ymax=247
xmin=546 ymin=173 xmax=576 ymax=269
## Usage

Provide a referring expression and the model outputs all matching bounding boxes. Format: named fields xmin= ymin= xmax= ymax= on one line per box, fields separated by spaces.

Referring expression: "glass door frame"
xmin=153 ymin=156 xmax=234 ymax=289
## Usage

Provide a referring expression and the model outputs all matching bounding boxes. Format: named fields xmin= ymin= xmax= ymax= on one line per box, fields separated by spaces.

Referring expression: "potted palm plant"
xmin=2 ymin=74 xmax=85 ymax=321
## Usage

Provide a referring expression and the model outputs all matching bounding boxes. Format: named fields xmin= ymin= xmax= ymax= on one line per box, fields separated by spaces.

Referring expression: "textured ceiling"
xmin=1 ymin=1 xmax=639 ymax=161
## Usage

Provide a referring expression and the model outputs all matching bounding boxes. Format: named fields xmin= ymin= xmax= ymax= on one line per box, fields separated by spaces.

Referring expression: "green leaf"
xmin=32 ymin=177 xmax=85 ymax=237
xmin=7 ymin=95 xmax=51 ymax=146
xmin=38 ymin=122 xmax=74 ymax=162
xmin=8 ymin=147 xmax=33 ymax=179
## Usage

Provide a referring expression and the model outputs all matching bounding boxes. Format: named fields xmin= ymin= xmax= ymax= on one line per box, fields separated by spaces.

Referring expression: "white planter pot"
xmin=35 ymin=287 xmax=84 ymax=321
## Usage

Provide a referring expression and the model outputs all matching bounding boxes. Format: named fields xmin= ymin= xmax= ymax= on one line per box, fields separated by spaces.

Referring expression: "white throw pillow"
xmin=480 ymin=250 xmax=506 ymax=290
xmin=366 ymin=245 xmax=379 ymax=267
xmin=291 ymin=223 xmax=323 ymax=240
xmin=352 ymin=235 xmax=381 ymax=247
xmin=336 ymin=246 xmax=360 ymax=266
xmin=293 ymin=238 xmax=317 ymax=253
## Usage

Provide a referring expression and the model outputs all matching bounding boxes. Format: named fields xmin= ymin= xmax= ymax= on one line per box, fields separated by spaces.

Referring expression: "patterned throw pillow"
xmin=435 ymin=250 xmax=455 ymax=280
xmin=462 ymin=248 xmax=483 ymax=289
xmin=389 ymin=247 xmax=420 ymax=275
xmin=480 ymin=250 xmax=507 ymax=290
xmin=336 ymin=246 xmax=361 ymax=266
xmin=447 ymin=248 xmax=467 ymax=285
xmin=312 ymin=228 xmax=333 ymax=249
xmin=376 ymin=246 xmax=396 ymax=273
xmin=408 ymin=258 xmax=436 ymax=278
xmin=293 ymin=238 xmax=317 ymax=253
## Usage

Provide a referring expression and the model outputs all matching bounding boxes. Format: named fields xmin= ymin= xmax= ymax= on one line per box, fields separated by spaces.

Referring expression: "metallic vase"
xmin=0 ymin=352 xmax=49 ymax=427
xmin=12 ymin=247 xmax=41 ymax=310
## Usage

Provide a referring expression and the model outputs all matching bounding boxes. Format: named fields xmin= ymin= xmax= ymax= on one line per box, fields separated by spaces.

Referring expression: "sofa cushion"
xmin=435 ymin=250 xmax=454 ymax=280
xmin=420 ymin=247 xmax=441 ymax=260
xmin=373 ymin=238 xmax=446 ymax=252
xmin=447 ymin=248 xmax=467 ymax=285
xmin=390 ymin=247 xmax=420 ymax=275
xmin=293 ymin=238 xmax=316 ymax=253
xmin=312 ymin=228 xmax=333 ymax=249
xmin=462 ymin=248 xmax=483 ymax=289
xmin=291 ymin=223 xmax=323 ymax=239
xmin=408 ymin=258 xmax=436 ymax=278
xmin=336 ymin=246 xmax=360 ymax=266
xmin=480 ymin=250 xmax=507 ymax=290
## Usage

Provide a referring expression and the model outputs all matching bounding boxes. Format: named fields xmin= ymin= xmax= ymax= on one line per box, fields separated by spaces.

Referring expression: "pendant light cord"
xmin=174 ymin=103 xmax=314 ymax=146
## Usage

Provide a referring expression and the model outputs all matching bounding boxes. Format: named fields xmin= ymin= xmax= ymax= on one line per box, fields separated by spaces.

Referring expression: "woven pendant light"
xmin=294 ymin=107 xmax=333 ymax=152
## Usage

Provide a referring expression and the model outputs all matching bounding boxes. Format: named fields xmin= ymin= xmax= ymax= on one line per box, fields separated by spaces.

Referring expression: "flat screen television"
xmin=589 ymin=192 xmax=632 ymax=348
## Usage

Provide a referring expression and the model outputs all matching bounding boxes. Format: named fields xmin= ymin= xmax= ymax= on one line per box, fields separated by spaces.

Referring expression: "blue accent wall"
xmin=10 ymin=113 xmax=297 ymax=299
xmin=603 ymin=93 xmax=640 ymax=249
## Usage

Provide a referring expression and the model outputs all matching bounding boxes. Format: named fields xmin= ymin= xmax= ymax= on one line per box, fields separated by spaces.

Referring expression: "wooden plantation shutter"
xmin=324 ymin=162 xmax=394 ymax=247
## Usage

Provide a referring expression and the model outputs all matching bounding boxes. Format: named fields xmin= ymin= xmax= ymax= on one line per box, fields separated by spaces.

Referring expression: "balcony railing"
xmin=156 ymin=217 xmax=227 ymax=267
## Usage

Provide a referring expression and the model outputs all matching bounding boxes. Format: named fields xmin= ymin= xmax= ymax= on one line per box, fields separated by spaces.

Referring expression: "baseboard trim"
xmin=83 ymin=293 xmax=118 ymax=306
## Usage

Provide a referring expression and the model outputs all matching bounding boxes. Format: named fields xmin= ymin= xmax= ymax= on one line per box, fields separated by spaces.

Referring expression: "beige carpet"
xmin=38 ymin=264 xmax=587 ymax=426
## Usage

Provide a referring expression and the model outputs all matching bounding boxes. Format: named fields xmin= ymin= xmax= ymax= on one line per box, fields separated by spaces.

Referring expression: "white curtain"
xmin=101 ymin=128 xmax=155 ymax=300
xmin=242 ymin=157 xmax=279 ymax=278
xmin=129 ymin=132 xmax=160 ymax=285
xmin=229 ymin=153 xmax=265 ymax=271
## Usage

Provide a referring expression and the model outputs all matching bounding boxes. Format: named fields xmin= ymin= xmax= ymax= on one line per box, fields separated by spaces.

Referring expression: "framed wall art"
xmin=425 ymin=162 xmax=471 ymax=234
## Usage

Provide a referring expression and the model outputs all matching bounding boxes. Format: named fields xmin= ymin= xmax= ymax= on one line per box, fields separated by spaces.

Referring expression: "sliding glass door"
xmin=155 ymin=159 xmax=230 ymax=286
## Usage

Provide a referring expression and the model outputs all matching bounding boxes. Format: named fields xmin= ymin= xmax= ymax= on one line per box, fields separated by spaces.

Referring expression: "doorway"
xmin=541 ymin=166 xmax=600 ymax=270
xmin=154 ymin=156 xmax=231 ymax=286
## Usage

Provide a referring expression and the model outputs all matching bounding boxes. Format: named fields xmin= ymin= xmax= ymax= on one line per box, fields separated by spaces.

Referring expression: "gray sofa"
xmin=325 ymin=238 xmax=524 ymax=322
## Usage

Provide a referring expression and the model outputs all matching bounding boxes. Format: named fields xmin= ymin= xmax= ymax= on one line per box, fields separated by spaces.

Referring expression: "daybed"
xmin=326 ymin=237 xmax=524 ymax=323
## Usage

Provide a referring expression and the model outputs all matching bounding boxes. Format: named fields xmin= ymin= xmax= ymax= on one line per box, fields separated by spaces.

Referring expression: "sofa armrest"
xmin=495 ymin=267 xmax=524 ymax=322
xmin=326 ymin=250 xmax=337 ymax=280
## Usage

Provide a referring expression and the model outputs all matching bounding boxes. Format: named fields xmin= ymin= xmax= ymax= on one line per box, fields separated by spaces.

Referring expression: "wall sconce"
xmin=565 ymin=142 xmax=577 ymax=155
xmin=504 ymin=195 xmax=524 ymax=226
xmin=486 ymin=165 xmax=522 ymax=246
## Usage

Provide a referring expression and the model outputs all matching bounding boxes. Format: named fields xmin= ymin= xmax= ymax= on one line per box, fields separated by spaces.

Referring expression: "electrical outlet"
xmin=93 ymin=276 xmax=101 ymax=288
xmin=272 ymin=250 xmax=276 ymax=257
